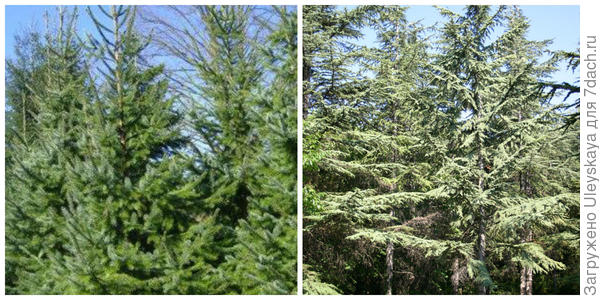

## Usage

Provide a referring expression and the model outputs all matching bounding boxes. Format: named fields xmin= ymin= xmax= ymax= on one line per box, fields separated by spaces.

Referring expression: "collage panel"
xmin=302 ymin=5 xmax=580 ymax=295
xmin=4 ymin=5 xmax=297 ymax=295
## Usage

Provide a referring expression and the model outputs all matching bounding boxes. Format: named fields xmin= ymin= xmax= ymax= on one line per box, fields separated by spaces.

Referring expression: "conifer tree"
xmin=224 ymin=7 xmax=298 ymax=293
xmin=187 ymin=6 xmax=261 ymax=229
xmin=432 ymin=6 xmax=577 ymax=294
xmin=487 ymin=11 xmax=578 ymax=294
xmin=7 ymin=6 xmax=224 ymax=294
xmin=302 ymin=5 xmax=370 ymax=118
xmin=303 ymin=5 xmax=377 ymax=294
xmin=5 ymin=7 xmax=93 ymax=293
xmin=50 ymin=5 xmax=228 ymax=293
xmin=5 ymin=28 xmax=47 ymax=144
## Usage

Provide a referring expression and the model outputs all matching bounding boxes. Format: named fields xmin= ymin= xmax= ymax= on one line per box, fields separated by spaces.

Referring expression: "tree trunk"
xmin=521 ymin=238 xmax=533 ymax=295
xmin=518 ymin=130 xmax=534 ymax=295
xmin=451 ymin=257 xmax=461 ymax=294
xmin=302 ymin=59 xmax=310 ymax=119
xmin=112 ymin=6 xmax=128 ymax=179
xmin=527 ymin=263 xmax=533 ymax=294
xmin=475 ymin=89 xmax=488 ymax=295
xmin=385 ymin=27 xmax=401 ymax=295
xmin=386 ymin=210 xmax=394 ymax=295
xmin=519 ymin=230 xmax=533 ymax=295
xmin=477 ymin=211 xmax=487 ymax=295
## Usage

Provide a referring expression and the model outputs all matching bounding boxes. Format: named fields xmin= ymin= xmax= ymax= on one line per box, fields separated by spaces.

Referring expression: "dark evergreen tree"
xmin=302 ymin=5 xmax=371 ymax=118
xmin=42 ymin=6 xmax=226 ymax=293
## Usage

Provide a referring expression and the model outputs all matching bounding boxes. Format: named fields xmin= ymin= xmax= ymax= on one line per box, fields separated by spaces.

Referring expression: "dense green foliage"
xmin=5 ymin=5 xmax=297 ymax=295
xmin=303 ymin=5 xmax=579 ymax=295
